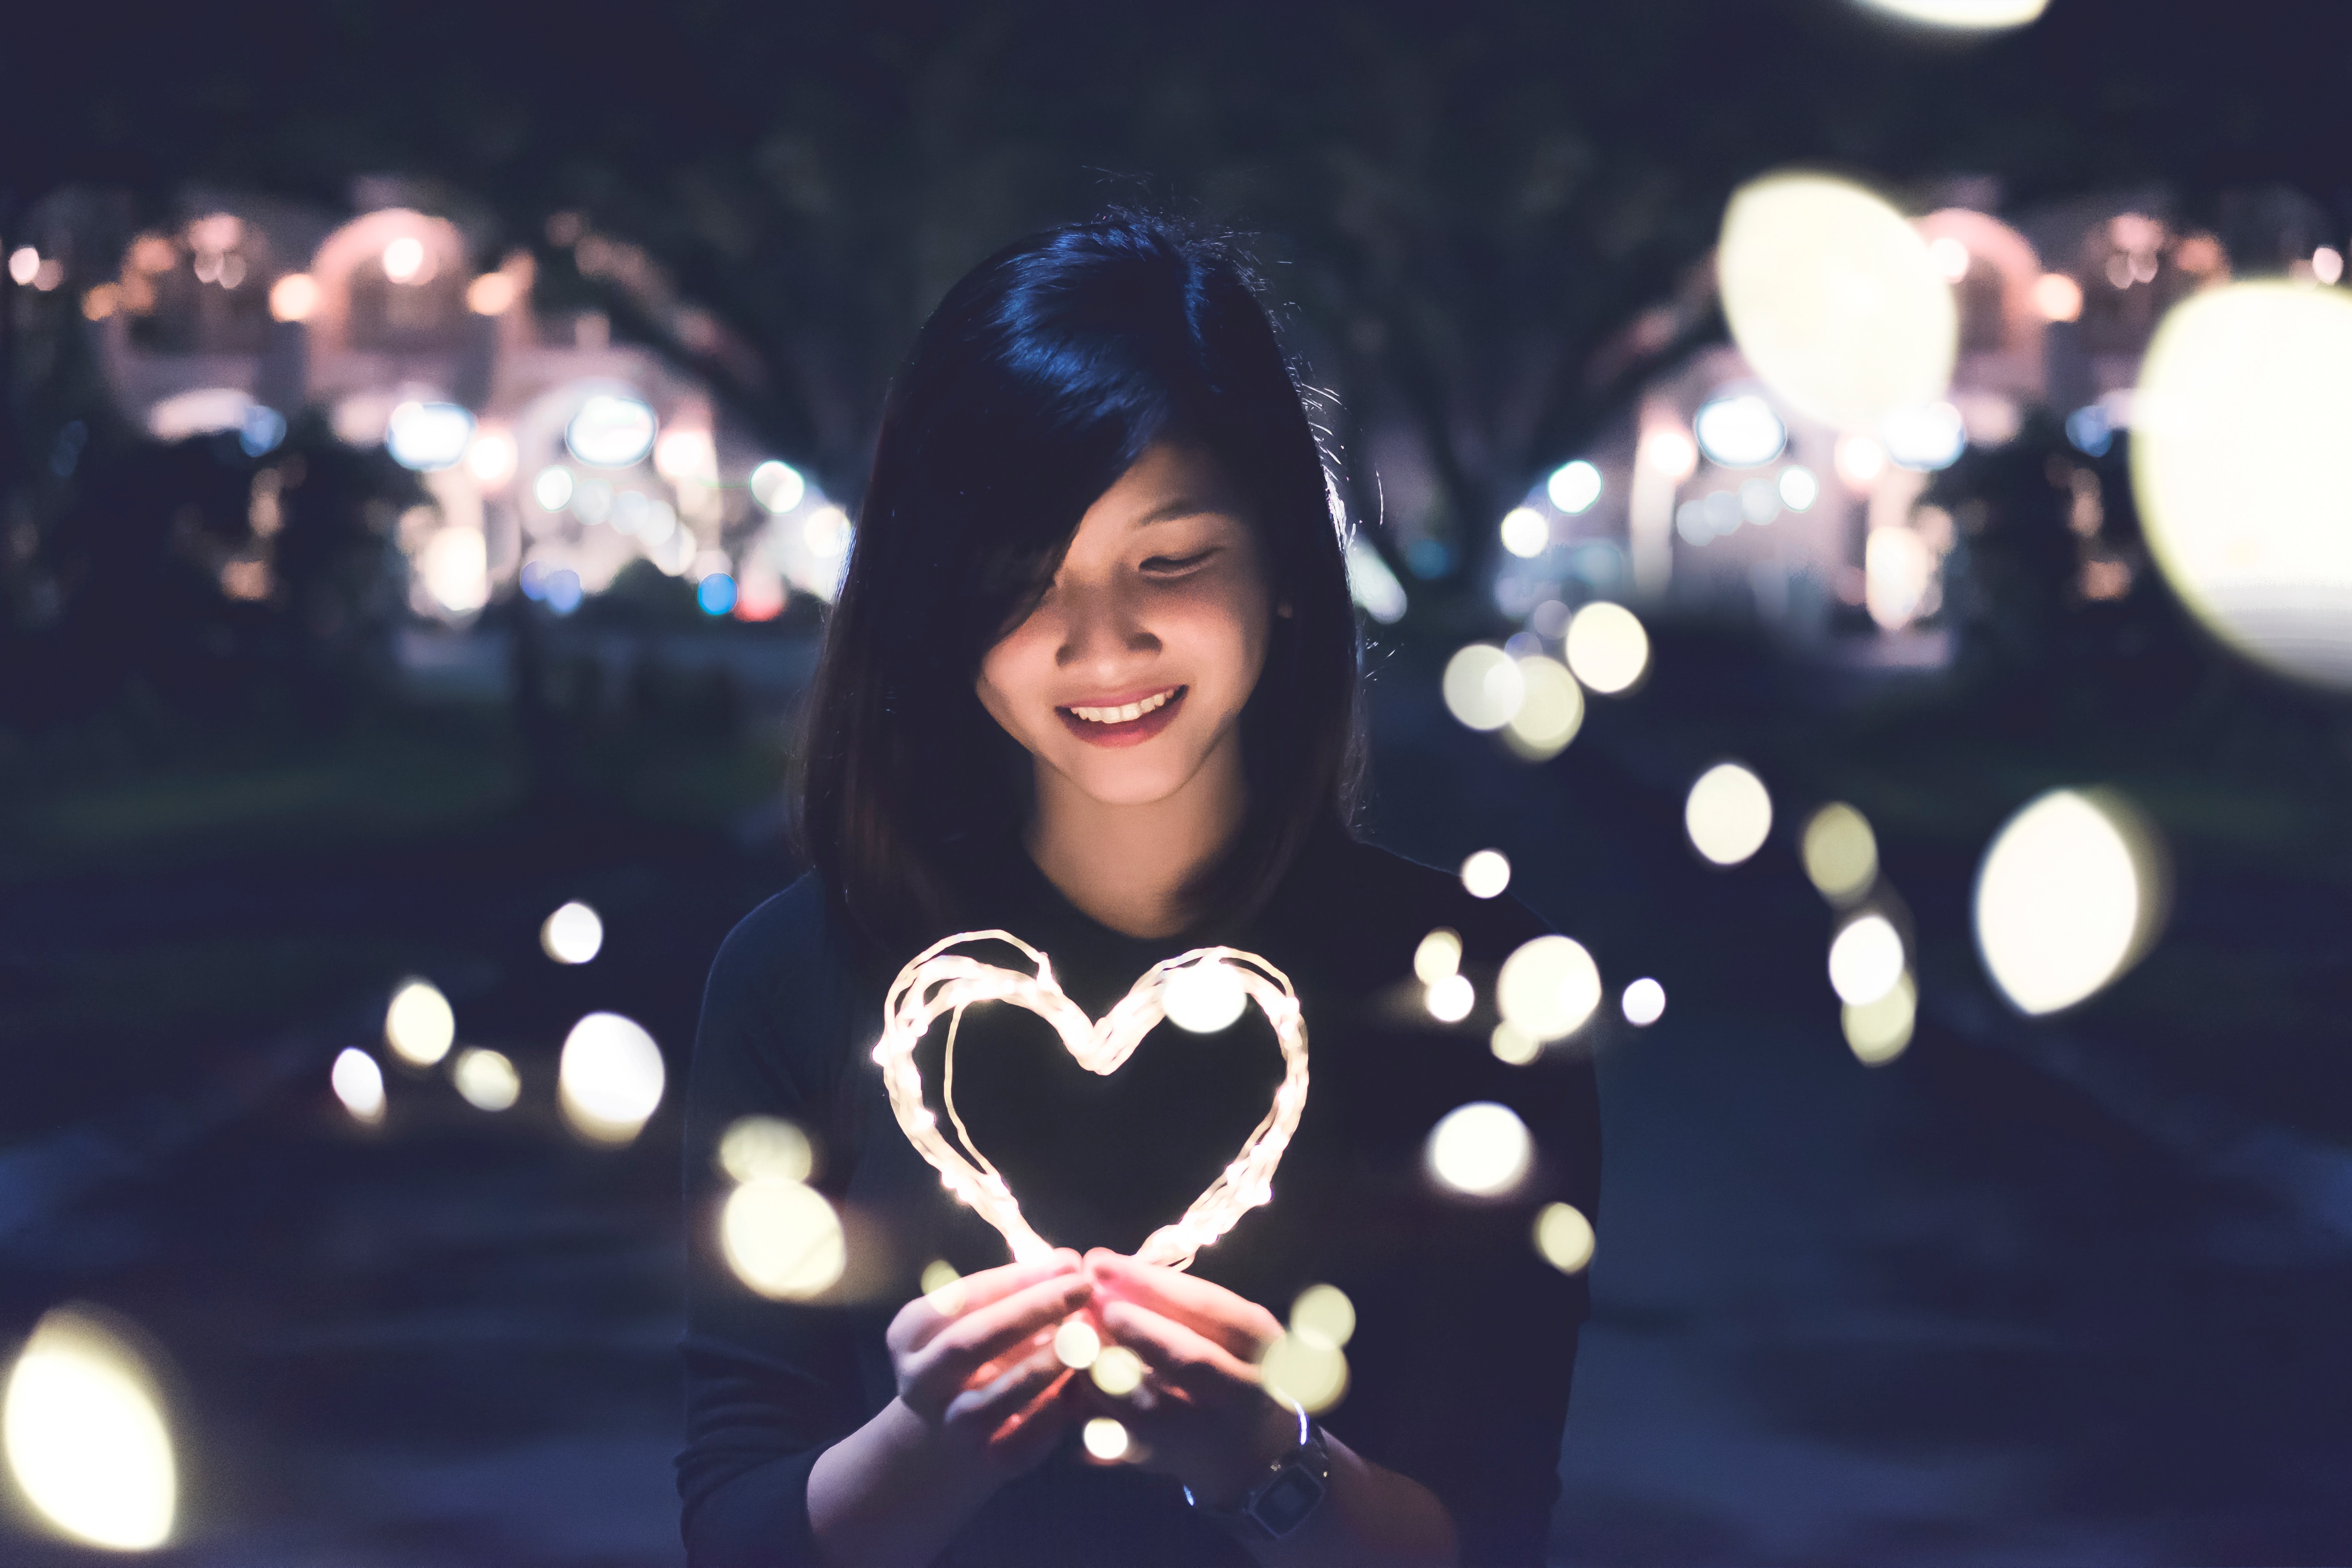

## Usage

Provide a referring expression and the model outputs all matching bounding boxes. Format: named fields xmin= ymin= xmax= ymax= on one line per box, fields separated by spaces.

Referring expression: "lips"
xmin=1056 ymin=685 xmax=1186 ymax=748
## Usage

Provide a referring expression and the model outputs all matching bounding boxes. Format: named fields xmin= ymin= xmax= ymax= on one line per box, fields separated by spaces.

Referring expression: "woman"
xmin=679 ymin=212 xmax=1599 ymax=1567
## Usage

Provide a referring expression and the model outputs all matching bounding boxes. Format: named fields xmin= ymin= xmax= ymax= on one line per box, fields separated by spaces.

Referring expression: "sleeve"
xmin=675 ymin=878 xmax=874 ymax=1568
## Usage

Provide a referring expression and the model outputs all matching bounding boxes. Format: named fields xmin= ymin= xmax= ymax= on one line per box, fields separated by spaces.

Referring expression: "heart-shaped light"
xmin=873 ymin=930 xmax=1309 ymax=1271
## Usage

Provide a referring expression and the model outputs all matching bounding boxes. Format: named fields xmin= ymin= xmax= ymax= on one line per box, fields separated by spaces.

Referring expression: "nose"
xmin=1051 ymin=574 xmax=1159 ymax=673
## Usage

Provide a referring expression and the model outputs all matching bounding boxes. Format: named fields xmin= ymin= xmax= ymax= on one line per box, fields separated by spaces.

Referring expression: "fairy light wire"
xmin=873 ymin=930 xmax=1310 ymax=1271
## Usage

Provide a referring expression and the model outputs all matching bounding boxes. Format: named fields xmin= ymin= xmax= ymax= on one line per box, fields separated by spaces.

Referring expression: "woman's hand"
xmin=883 ymin=1250 xmax=1093 ymax=1481
xmin=1078 ymin=1249 xmax=1301 ymax=1508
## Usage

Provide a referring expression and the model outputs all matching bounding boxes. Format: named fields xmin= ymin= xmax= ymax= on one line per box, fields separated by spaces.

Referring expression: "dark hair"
xmin=797 ymin=211 xmax=1364 ymax=955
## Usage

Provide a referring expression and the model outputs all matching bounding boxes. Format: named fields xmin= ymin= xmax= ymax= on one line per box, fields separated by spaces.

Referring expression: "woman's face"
xmin=976 ymin=442 xmax=1276 ymax=809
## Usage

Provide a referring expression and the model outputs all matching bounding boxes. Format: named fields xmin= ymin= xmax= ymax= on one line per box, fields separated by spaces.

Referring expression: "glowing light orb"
xmin=1500 ymin=508 xmax=1550 ymax=559
xmin=541 ymin=900 xmax=604 ymax=964
xmin=1054 ymin=1318 xmax=1102 ymax=1370
xmin=1975 ymin=789 xmax=2163 ymax=1014
xmin=721 ymin=1177 xmax=846 ymax=1300
xmin=331 ymin=1047 xmax=386 ymax=1123
xmin=1548 ymin=460 xmax=1602 ymax=514
xmin=386 ymin=400 xmax=476 ymax=472
xmin=919 ymin=1258 xmax=961 ymax=1297
xmin=1882 ymin=401 xmax=1968 ymax=471
xmin=385 ymin=979 xmax=455 ymax=1067
xmin=1534 ymin=1202 xmax=1596 ymax=1275
xmin=1621 ymin=977 xmax=1666 ymax=1027
xmin=558 ymin=1011 xmax=666 ymax=1144
xmin=1562 ymin=602 xmax=1649 ymax=694
xmin=1442 ymin=644 xmax=1525 ymax=730
xmin=1460 ymin=850 xmax=1512 ymax=900
xmin=1828 ymin=914 xmax=1906 ymax=1006
xmin=722 ymin=1116 xmax=814 ymax=1184
xmin=2034 ymin=272 xmax=2084 ymax=322
xmin=1260 ymin=1332 xmax=1349 ymax=1413
xmin=1083 ymin=1417 xmax=1132 ymax=1460
xmin=1288 ymin=1284 xmax=1356 ymax=1352
xmin=451 ymin=1047 xmax=520 ymax=1112
xmin=466 ymin=272 xmax=517 ymax=316
xmin=381 ymin=235 xmax=426 ymax=283
xmin=802 ymin=506 xmax=852 ymax=560
xmin=1504 ymin=656 xmax=1584 ymax=761
xmin=1426 ymin=1102 xmax=1534 ymax=1196
xmin=1853 ymin=0 xmax=2047 ymax=29
xmin=1425 ymin=973 xmax=1474 ymax=1023
xmin=1490 ymin=1023 xmax=1541 ymax=1065
xmin=1091 ymin=1346 xmax=1145 ymax=1396
xmin=1844 ymin=972 xmax=1917 ymax=1065
xmin=3 ymin=1306 xmax=177 ymax=1550
xmin=268 ymin=272 xmax=318 ymax=322
xmin=466 ymin=429 xmax=517 ymax=487
xmin=1719 ymin=172 xmax=1957 ymax=433
xmin=1779 ymin=466 xmax=1820 ymax=511
xmin=2131 ymin=281 xmax=2352 ymax=688
xmin=566 ymin=394 xmax=659 ymax=468
xmin=1163 ymin=959 xmax=1249 ymax=1034
xmin=750 ymin=459 xmax=806 ymax=513
xmin=1803 ymin=803 xmax=1879 ymax=902
xmin=1413 ymin=928 xmax=1463 ymax=985
xmin=654 ymin=428 xmax=718 ymax=485
xmin=1497 ymin=935 xmax=1602 ymax=1043
xmin=1686 ymin=763 xmax=1773 ymax=866
xmin=1694 ymin=393 xmax=1788 ymax=468
xmin=1640 ymin=428 xmax=1698 ymax=479
xmin=533 ymin=466 xmax=575 ymax=512
xmin=1836 ymin=434 xmax=1888 ymax=489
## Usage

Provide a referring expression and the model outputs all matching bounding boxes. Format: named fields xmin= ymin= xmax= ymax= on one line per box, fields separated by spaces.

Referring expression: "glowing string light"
xmin=874 ymin=931 xmax=1308 ymax=1271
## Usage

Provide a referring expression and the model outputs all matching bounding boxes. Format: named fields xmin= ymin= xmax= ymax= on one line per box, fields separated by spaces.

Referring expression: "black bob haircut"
xmin=798 ymin=211 xmax=1365 ymax=956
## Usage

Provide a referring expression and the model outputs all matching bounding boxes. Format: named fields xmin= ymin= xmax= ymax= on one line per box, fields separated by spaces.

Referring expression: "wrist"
xmin=883 ymin=1397 xmax=1004 ymax=1497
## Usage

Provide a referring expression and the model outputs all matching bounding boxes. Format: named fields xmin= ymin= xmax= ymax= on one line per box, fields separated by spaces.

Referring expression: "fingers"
xmin=1085 ymin=1250 xmax=1281 ymax=1361
xmin=895 ymin=1250 xmax=1080 ymax=1355
xmin=1096 ymin=1296 xmax=1262 ymax=1401
xmin=909 ymin=1271 xmax=1094 ymax=1392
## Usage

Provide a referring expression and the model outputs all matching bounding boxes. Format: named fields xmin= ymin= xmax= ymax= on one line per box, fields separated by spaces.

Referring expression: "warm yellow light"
xmin=1828 ymin=914 xmax=1906 ymax=1006
xmin=558 ymin=1011 xmax=666 ymax=1144
xmin=1053 ymin=1318 xmax=1101 ymax=1370
xmin=466 ymin=272 xmax=518 ymax=315
xmin=721 ymin=1177 xmax=846 ymax=1300
xmin=467 ymin=429 xmax=518 ymax=488
xmin=419 ymin=526 xmax=490 ymax=616
xmin=269 ymin=272 xmax=319 ymax=323
xmin=1090 ymin=1345 xmax=1145 ymax=1397
xmin=1835 ymin=434 xmax=1888 ymax=489
xmin=382 ymin=235 xmax=428 ymax=284
xmin=1500 ymin=508 xmax=1550 ymax=559
xmin=2033 ymin=272 xmax=2084 ymax=322
xmin=538 ymin=900 xmax=603 ymax=963
xmin=1843 ymin=972 xmax=1917 ymax=1064
xmin=1496 ymin=935 xmax=1601 ymax=1043
xmin=1533 ymin=1202 xmax=1595 ymax=1274
xmin=1720 ymin=172 xmax=1956 ymax=432
xmin=1853 ymin=0 xmax=2048 ymax=29
xmin=3 ymin=1306 xmax=177 ymax=1550
xmin=1620 ymin=978 xmax=1666 ymax=1027
xmin=385 ymin=978 xmax=455 ymax=1067
xmin=1803 ymin=803 xmax=1879 ymax=902
xmin=2131 ymin=282 xmax=2352 ymax=687
xmin=1460 ymin=849 xmax=1512 ymax=899
xmin=1504 ymin=655 xmax=1584 ymax=760
xmin=1425 ymin=1102 xmax=1534 ymax=1196
xmin=82 ymin=283 xmax=122 ymax=321
xmin=331 ymin=1046 xmax=386 ymax=1124
xmin=1562 ymin=602 xmax=1649 ymax=695
xmin=1260 ymin=1334 xmax=1348 ymax=1414
xmin=1424 ymin=973 xmax=1474 ymax=1023
xmin=1865 ymin=526 xmax=1935 ymax=630
xmin=1442 ymin=644 xmax=1525 ymax=730
xmin=1975 ymin=789 xmax=2163 ymax=1015
xmin=1290 ymin=1283 xmax=1357 ymax=1352
xmin=721 ymin=1116 xmax=814 ymax=1185
xmin=1639 ymin=428 xmax=1698 ymax=480
xmin=1685 ymin=763 xmax=1772 ymax=866
xmin=654 ymin=428 xmax=720 ymax=485
xmin=919 ymin=1259 xmax=961 ymax=1297
xmin=1489 ymin=1023 xmax=1541 ymax=1065
xmin=7 ymin=247 xmax=38 ymax=286
xmin=1082 ymin=1417 xmax=1133 ymax=1460
xmin=1413 ymin=928 xmax=1463 ymax=985
xmin=452 ymin=1047 xmax=520 ymax=1112
xmin=1162 ymin=959 xmax=1249 ymax=1034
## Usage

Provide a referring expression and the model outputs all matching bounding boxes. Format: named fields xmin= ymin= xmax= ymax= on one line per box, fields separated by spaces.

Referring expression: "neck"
xmin=1025 ymin=733 xmax=1247 ymax=940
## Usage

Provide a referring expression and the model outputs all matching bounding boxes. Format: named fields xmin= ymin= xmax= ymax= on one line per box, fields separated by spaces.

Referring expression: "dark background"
xmin=5 ymin=3 xmax=2351 ymax=1563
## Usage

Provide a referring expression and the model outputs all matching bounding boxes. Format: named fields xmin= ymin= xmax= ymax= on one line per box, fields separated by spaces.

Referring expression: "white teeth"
xmin=1067 ymin=687 xmax=1177 ymax=724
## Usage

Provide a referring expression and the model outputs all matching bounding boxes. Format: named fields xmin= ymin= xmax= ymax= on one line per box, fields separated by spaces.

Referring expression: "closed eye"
xmin=1142 ymin=549 xmax=1218 ymax=574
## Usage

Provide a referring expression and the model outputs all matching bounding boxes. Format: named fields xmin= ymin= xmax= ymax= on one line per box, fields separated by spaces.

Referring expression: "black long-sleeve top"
xmin=677 ymin=828 xmax=1601 ymax=1567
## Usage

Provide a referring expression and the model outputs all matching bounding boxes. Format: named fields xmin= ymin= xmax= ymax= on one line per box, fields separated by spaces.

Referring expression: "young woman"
xmin=678 ymin=213 xmax=1600 ymax=1567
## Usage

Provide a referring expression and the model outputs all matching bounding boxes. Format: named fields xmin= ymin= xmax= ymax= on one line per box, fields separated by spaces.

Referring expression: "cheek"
xmin=977 ymin=624 xmax=1051 ymax=727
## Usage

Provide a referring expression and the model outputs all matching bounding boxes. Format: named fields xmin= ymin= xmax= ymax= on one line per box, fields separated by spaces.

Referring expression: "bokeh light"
xmin=541 ymin=900 xmax=605 ymax=964
xmin=466 ymin=429 xmax=518 ymax=487
xmin=466 ymin=272 xmax=518 ymax=315
xmin=1640 ymin=427 xmax=1698 ymax=480
xmin=3 ymin=1305 xmax=177 ymax=1550
xmin=696 ymin=573 xmax=739 ymax=616
xmin=384 ymin=978 xmax=455 ymax=1067
xmin=2131 ymin=282 xmax=2352 ymax=687
xmin=381 ymin=235 xmax=426 ymax=283
xmin=1503 ymin=655 xmax=1584 ymax=760
xmin=1720 ymin=172 xmax=1956 ymax=433
xmin=386 ymin=401 xmax=476 ymax=472
xmin=1975 ymin=789 xmax=2165 ymax=1015
xmin=418 ymin=526 xmax=490 ymax=616
xmin=1489 ymin=1023 xmax=1541 ymax=1065
xmin=1778 ymin=466 xmax=1820 ymax=511
xmin=1685 ymin=763 xmax=1773 ymax=866
xmin=1881 ymin=400 xmax=1968 ymax=471
xmin=1413 ymin=927 xmax=1462 ymax=985
xmin=1082 ymin=1417 xmax=1132 ymax=1460
xmin=1442 ymin=644 xmax=1525 ymax=730
xmin=1621 ymin=978 xmax=1666 ymax=1027
xmin=919 ymin=1259 xmax=961 ymax=1297
xmin=1091 ymin=1345 xmax=1145 ymax=1397
xmin=721 ymin=1177 xmax=846 ymax=1300
xmin=1854 ymin=0 xmax=2048 ymax=28
xmin=1835 ymin=434 xmax=1888 ymax=489
xmin=720 ymin=1116 xmax=814 ymax=1185
xmin=1163 ymin=959 xmax=1249 ymax=1034
xmin=1548 ymin=460 xmax=1602 ymax=514
xmin=2033 ymin=272 xmax=2084 ymax=322
xmin=1828 ymin=914 xmax=1906 ymax=1006
xmin=452 ymin=1047 xmax=520 ymax=1112
xmin=1497 ymin=935 xmax=1602 ymax=1043
xmin=1425 ymin=973 xmax=1474 ymax=1023
xmin=750 ymin=459 xmax=806 ymax=513
xmin=330 ymin=1047 xmax=386 ymax=1124
xmin=1425 ymin=1102 xmax=1534 ymax=1196
xmin=558 ymin=1012 xmax=666 ymax=1144
xmin=268 ymin=272 xmax=318 ymax=322
xmin=1053 ymin=1318 xmax=1102 ymax=1370
xmin=1843 ymin=972 xmax=1917 ymax=1065
xmin=1460 ymin=849 xmax=1512 ymax=899
xmin=1802 ymin=803 xmax=1879 ymax=902
xmin=1260 ymin=1333 xmax=1349 ymax=1414
xmin=566 ymin=394 xmax=659 ymax=468
xmin=1562 ymin=603 xmax=1649 ymax=694
xmin=1500 ymin=508 xmax=1550 ymax=559
xmin=1290 ymin=1284 xmax=1356 ymax=1351
xmin=533 ymin=465 xmax=576 ymax=512
xmin=1693 ymin=393 xmax=1788 ymax=468
xmin=1533 ymin=1203 xmax=1596 ymax=1275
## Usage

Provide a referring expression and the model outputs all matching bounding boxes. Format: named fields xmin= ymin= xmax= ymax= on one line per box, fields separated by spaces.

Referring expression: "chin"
xmin=1054 ymin=748 xmax=1203 ymax=808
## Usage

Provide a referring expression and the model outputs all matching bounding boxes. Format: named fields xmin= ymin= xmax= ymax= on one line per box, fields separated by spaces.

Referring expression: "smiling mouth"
xmin=1055 ymin=685 xmax=1186 ymax=747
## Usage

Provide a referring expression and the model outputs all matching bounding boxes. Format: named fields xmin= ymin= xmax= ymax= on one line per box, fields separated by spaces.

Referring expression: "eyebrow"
xmin=1132 ymin=498 xmax=1238 ymax=528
